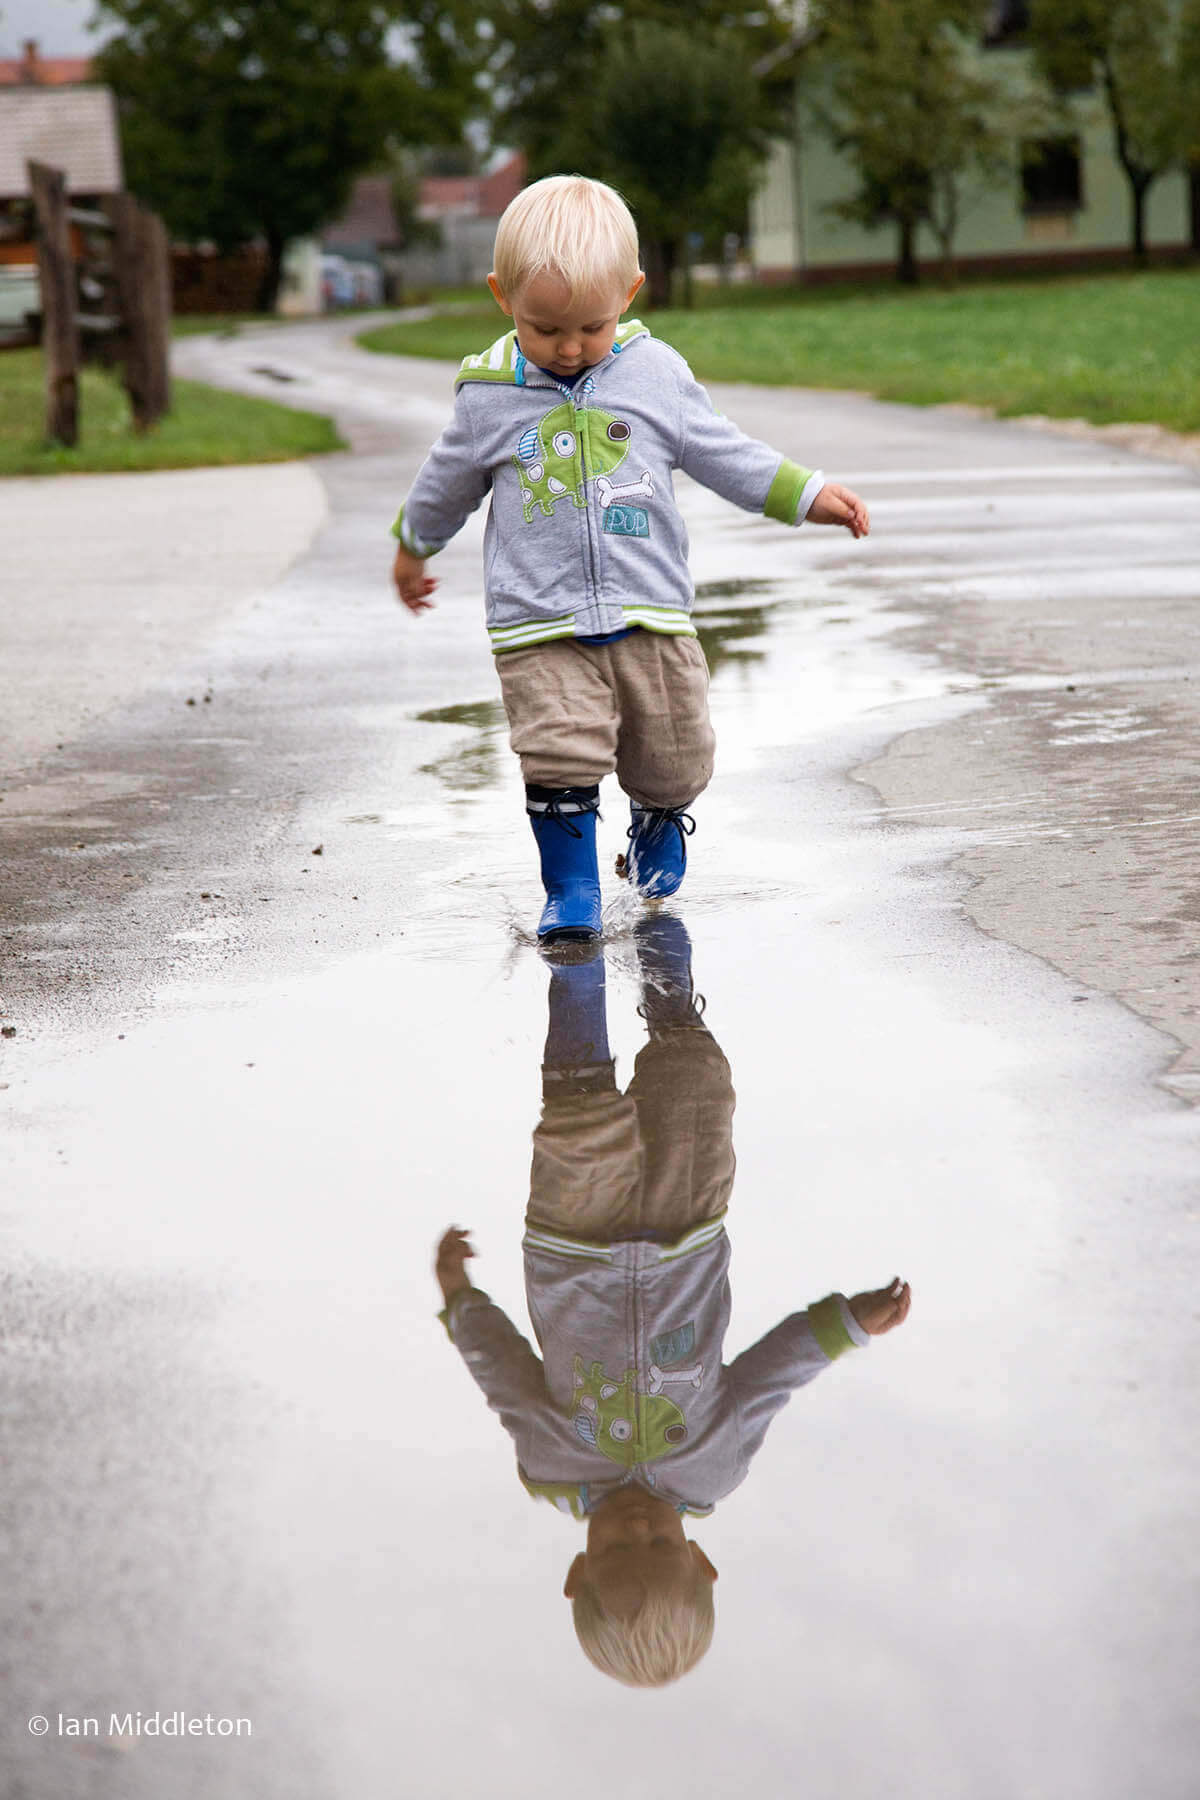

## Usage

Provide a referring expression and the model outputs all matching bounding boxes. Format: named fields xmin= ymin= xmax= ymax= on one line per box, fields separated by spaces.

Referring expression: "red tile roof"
xmin=323 ymin=174 xmax=401 ymax=249
xmin=418 ymin=153 xmax=527 ymax=222
xmin=0 ymin=42 xmax=92 ymax=86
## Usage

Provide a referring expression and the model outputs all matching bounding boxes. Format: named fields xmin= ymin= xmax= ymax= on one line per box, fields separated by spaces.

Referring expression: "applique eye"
xmin=552 ymin=430 xmax=576 ymax=457
xmin=608 ymin=1418 xmax=633 ymax=1442
xmin=525 ymin=462 xmax=544 ymax=482
xmin=664 ymin=1423 xmax=687 ymax=1444
xmin=607 ymin=420 xmax=630 ymax=442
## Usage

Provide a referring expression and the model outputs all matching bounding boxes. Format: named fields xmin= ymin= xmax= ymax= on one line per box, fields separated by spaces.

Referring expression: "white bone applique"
xmin=595 ymin=471 xmax=655 ymax=510
xmin=647 ymin=1361 xmax=704 ymax=1395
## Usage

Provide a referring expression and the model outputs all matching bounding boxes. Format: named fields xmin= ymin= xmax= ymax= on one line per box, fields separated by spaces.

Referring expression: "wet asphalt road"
xmin=1 ymin=315 xmax=1198 ymax=1798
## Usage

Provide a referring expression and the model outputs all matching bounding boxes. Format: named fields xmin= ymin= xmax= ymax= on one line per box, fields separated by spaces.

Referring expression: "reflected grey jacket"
xmin=391 ymin=323 xmax=825 ymax=655
xmin=441 ymin=1218 xmax=867 ymax=1518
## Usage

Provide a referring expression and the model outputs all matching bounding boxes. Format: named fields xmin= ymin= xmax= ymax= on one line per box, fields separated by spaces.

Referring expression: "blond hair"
xmin=570 ymin=1578 xmax=715 ymax=1687
xmin=492 ymin=175 xmax=641 ymax=304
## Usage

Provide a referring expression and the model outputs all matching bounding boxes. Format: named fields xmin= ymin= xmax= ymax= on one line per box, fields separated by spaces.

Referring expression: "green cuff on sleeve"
xmin=437 ymin=1287 xmax=475 ymax=1339
xmin=764 ymin=457 xmax=815 ymax=526
xmin=808 ymin=1293 xmax=859 ymax=1362
xmin=391 ymin=505 xmax=439 ymax=555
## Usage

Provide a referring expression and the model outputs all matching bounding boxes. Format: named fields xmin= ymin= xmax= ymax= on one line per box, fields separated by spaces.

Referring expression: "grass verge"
xmin=0 ymin=348 xmax=342 ymax=476
xmin=357 ymin=270 xmax=1200 ymax=433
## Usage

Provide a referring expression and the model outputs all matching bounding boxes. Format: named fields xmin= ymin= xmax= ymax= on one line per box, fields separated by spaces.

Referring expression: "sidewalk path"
xmin=0 ymin=462 xmax=326 ymax=771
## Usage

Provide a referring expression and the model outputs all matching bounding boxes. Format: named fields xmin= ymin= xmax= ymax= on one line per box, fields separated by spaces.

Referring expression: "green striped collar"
xmin=455 ymin=320 xmax=651 ymax=388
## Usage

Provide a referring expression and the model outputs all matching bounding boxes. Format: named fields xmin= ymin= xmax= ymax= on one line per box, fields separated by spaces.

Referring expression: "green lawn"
xmin=357 ymin=270 xmax=1200 ymax=433
xmin=0 ymin=348 xmax=342 ymax=476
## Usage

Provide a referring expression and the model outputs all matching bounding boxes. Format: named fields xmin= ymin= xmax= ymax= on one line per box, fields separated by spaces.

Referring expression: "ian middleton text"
xmin=50 ymin=1712 xmax=252 ymax=1739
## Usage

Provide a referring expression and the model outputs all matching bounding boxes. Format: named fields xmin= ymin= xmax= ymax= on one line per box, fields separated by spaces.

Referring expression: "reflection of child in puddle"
xmin=435 ymin=918 xmax=910 ymax=1686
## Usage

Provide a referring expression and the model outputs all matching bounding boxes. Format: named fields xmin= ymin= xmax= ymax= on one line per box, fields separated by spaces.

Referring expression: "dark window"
xmin=983 ymin=0 xmax=1030 ymax=47
xmin=1020 ymin=137 xmax=1083 ymax=213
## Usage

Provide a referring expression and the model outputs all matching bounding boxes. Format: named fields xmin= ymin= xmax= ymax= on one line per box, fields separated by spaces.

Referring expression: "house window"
xmin=983 ymin=0 xmax=1030 ymax=47
xmin=1020 ymin=137 xmax=1083 ymax=214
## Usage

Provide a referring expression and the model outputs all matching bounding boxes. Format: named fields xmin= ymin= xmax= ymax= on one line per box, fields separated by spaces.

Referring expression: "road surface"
xmin=1 ymin=314 xmax=1197 ymax=1799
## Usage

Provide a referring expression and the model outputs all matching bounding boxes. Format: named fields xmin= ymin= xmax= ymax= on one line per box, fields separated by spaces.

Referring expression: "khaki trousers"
xmin=495 ymin=631 xmax=716 ymax=809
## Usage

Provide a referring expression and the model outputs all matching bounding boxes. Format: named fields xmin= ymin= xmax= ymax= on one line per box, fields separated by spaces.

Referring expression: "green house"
xmin=750 ymin=4 xmax=1193 ymax=281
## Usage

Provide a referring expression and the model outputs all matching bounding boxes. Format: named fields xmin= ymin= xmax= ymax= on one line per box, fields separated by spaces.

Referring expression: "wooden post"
xmin=27 ymin=160 xmax=80 ymax=447
xmin=105 ymin=192 xmax=172 ymax=430
xmin=144 ymin=204 xmax=172 ymax=422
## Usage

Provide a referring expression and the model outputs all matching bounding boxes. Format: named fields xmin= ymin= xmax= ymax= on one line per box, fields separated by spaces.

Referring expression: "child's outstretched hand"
xmin=847 ymin=1276 xmax=911 ymax=1336
xmin=393 ymin=543 xmax=438 ymax=613
xmin=435 ymin=1226 xmax=476 ymax=1304
xmin=807 ymin=482 xmax=869 ymax=539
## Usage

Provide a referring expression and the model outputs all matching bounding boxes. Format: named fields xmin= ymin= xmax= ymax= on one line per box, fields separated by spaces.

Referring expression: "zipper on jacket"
xmin=575 ymin=397 xmax=602 ymax=619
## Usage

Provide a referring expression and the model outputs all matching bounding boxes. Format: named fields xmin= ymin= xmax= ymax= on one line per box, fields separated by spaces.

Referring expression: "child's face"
xmin=563 ymin=1486 xmax=718 ymax=1620
xmin=487 ymin=268 xmax=645 ymax=380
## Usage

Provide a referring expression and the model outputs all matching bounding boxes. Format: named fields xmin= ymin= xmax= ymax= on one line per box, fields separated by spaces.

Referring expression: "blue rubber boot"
xmin=624 ymin=803 xmax=696 ymax=899
xmin=542 ymin=955 xmax=616 ymax=1098
xmin=635 ymin=913 xmax=702 ymax=1030
xmin=527 ymin=784 xmax=603 ymax=943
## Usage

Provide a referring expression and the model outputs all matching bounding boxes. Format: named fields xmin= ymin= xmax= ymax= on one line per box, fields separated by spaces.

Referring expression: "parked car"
xmin=0 ymin=261 xmax=39 ymax=329
xmin=320 ymin=253 xmax=384 ymax=310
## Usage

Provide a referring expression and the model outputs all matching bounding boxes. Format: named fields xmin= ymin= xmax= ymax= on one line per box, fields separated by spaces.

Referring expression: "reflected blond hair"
xmin=570 ymin=1579 xmax=715 ymax=1687
xmin=492 ymin=175 xmax=641 ymax=304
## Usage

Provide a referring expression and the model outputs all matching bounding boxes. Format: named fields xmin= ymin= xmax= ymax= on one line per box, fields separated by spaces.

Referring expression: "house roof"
xmin=0 ymin=86 xmax=123 ymax=199
xmin=477 ymin=153 xmax=525 ymax=218
xmin=418 ymin=152 xmax=527 ymax=223
xmin=0 ymin=41 xmax=92 ymax=86
xmin=323 ymin=174 xmax=401 ymax=250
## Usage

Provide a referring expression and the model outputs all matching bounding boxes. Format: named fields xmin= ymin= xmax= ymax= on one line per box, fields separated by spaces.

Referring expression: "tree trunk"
xmin=896 ymin=215 xmax=919 ymax=285
xmin=644 ymin=239 xmax=680 ymax=309
xmin=1131 ymin=177 xmax=1149 ymax=265
xmin=1189 ymin=164 xmax=1200 ymax=256
xmin=256 ymin=230 xmax=287 ymax=315
xmin=935 ymin=236 xmax=957 ymax=288
xmin=644 ymin=238 xmax=677 ymax=309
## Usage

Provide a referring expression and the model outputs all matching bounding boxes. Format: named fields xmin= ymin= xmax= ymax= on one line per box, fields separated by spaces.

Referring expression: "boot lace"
xmin=537 ymin=789 xmax=602 ymax=840
xmin=628 ymin=807 xmax=696 ymax=852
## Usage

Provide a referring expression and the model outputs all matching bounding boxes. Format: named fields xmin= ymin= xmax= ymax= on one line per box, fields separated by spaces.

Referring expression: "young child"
xmin=434 ymin=921 xmax=911 ymax=1686
xmin=391 ymin=175 xmax=869 ymax=942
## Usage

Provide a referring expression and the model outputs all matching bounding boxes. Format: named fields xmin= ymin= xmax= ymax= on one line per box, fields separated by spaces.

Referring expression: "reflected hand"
xmin=393 ymin=544 xmax=438 ymax=612
xmin=807 ymin=482 xmax=869 ymax=538
xmin=435 ymin=1226 xmax=475 ymax=1303
xmin=847 ymin=1277 xmax=911 ymax=1336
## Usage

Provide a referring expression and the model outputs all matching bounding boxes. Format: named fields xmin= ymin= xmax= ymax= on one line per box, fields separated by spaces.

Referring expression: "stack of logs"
xmin=28 ymin=158 xmax=171 ymax=447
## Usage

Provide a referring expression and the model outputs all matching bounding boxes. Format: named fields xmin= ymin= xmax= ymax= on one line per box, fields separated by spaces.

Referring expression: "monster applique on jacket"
xmin=439 ymin=1218 xmax=868 ymax=1519
xmin=391 ymin=323 xmax=826 ymax=656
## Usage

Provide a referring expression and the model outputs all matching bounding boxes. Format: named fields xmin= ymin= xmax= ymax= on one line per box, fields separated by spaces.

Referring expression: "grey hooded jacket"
xmin=441 ymin=1218 xmax=867 ymax=1519
xmin=391 ymin=322 xmax=825 ymax=655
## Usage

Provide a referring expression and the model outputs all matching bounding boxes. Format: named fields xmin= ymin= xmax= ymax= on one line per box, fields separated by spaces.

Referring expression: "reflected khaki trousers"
xmin=495 ymin=631 xmax=716 ymax=809
xmin=526 ymin=1026 xmax=735 ymax=1242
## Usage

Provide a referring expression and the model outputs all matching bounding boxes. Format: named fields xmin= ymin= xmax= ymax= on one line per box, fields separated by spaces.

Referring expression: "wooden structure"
xmin=27 ymin=159 xmax=77 ymax=442
xmin=26 ymin=158 xmax=171 ymax=445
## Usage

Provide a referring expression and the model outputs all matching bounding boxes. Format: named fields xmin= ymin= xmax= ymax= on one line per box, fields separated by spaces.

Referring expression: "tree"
xmin=481 ymin=0 xmax=791 ymax=180
xmin=547 ymin=21 xmax=771 ymax=307
xmin=93 ymin=0 xmax=481 ymax=311
xmin=809 ymin=0 xmax=1012 ymax=285
xmin=1029 ymin=0 xmax=1184 ymax=264
xmin=1176 ymin=0 xmax=1200 ymax=252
